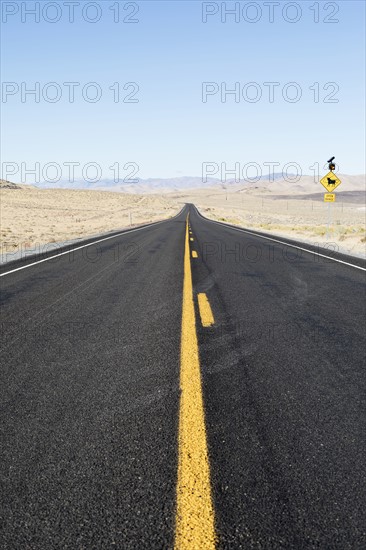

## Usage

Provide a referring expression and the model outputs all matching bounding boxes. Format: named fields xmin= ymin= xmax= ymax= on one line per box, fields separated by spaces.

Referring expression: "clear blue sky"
xmin=1 ymin=0 xmax=365 ymax=181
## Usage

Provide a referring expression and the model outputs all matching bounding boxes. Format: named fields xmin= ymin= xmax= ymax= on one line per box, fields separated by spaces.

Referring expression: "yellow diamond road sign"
xmin=320 ymin=171 xmax=342 ymax=192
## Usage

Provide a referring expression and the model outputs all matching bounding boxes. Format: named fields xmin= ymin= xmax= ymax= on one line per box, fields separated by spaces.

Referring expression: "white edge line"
xmin=0 ymin=208 xmax=185 ymax=278
xmin=193 ymin=206 xmax=366 ymax=272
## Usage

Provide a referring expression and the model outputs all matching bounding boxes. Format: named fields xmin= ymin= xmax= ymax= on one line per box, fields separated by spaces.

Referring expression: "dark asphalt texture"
xmin=1 ymin=204 xmax=365 ymax=549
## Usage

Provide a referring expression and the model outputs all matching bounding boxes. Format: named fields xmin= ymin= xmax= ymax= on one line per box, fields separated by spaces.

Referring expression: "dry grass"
xmin=0 ymin=187 xmax=179 ymax=255
xmin=172 ymin=189 xmax=366 ymax=258
xmin=1 ymin=184 xmax=365 ymax=259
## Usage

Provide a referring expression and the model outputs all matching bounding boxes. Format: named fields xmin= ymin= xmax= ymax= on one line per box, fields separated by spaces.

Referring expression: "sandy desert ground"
xmin=0 ymin=183 xmax=179 ymax=262
xmin=1 ymin=176 xmax=365 ymax=262
xmin=174 ymin=186 xmax=366 ymax=258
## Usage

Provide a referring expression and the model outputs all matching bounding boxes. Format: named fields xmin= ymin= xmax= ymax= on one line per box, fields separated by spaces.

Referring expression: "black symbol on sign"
xmin=327 ymin=177 xmax=336 ymax=186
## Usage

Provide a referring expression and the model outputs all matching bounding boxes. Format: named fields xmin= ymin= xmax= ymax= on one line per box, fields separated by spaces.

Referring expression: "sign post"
xmin=320 ymin=157 xmax=342 ymax=239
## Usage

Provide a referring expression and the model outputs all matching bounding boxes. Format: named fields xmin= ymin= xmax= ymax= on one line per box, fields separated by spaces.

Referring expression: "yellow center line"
xmin=197 ymin=293 xmax=215 ymax=327
xmin=192 ymin=251 xmax=198 ymax=258
xmin=174 ymin=215 xmax=216 ymax=549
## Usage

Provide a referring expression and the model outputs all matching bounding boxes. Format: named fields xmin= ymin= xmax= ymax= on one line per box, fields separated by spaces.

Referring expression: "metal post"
xmin=326 ymin=202 xmax=331 ymax=240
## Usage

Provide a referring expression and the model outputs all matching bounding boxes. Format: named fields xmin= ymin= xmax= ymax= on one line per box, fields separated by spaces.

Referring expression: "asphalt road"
xmin=1 ymin=204 xmax=365 ymax=549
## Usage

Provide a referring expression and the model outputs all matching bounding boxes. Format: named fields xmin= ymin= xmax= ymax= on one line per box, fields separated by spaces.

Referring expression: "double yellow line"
xmin=174 ymin=216 xmax=216 ymax=549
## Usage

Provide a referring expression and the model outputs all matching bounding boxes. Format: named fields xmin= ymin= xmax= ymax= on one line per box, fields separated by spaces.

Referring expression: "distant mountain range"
xmin=7 ymin=174 xmax=365 ymax=196
xmin=32 ymin=174 xmax=295 ymax=193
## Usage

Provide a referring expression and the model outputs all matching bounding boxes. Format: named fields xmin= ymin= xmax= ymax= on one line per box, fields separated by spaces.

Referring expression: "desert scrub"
xmin=260 ymin=223 xmax=272 ymax=230
xmin=311 ymin=227 xmax=328 ymax=237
